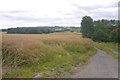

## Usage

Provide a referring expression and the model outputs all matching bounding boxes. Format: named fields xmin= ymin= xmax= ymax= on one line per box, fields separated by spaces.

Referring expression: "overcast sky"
xmin=0 ymin=0 xmax=119 ymax=29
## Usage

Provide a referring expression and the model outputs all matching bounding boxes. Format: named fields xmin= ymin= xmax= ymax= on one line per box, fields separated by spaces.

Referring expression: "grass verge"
xmin=94 ymin=42 xmax=118 ymax=60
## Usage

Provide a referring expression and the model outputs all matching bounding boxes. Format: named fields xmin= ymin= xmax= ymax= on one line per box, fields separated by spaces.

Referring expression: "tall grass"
xmin=2 ymin=32 xmax=96 ymax=78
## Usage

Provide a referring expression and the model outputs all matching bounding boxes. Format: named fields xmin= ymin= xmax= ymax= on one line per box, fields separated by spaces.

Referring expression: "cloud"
xmin=0 ymin=0 xmax=119 ymax=29
xmin=69 ymin=0 xmax=118 ymax=20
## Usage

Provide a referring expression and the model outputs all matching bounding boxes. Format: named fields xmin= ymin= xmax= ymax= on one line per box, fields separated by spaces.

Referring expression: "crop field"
xmin=2 ymin=32 xmax=96 ymax=78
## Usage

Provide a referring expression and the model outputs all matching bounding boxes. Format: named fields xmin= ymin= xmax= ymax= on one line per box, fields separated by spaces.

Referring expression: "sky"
xmin=0 ymin=0 xmax=119 ymax=29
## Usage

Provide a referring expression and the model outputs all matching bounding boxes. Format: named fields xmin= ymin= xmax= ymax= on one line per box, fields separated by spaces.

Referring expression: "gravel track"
xmin=71 ymin=48 xmax=118 ymax=78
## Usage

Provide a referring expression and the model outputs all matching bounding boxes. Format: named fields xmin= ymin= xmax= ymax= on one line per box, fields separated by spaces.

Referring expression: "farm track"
xmin=70 ymin=48 xmax=118 ymax=78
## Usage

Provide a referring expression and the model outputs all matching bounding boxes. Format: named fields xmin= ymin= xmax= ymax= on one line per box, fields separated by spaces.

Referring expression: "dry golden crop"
xmin=2 ymin=32 xmax=93 ymax=67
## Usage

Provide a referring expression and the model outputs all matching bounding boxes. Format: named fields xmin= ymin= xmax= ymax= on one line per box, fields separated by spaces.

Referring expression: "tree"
xmin=110 ymin=28 xmax=119 ymax=43
xmin=81 ymin=16 xmax=94 ymax=38
xmin=92 ymin=29 xmax=109 ymax=42
xmin=92 ymin=22 xmax=109 ymax=42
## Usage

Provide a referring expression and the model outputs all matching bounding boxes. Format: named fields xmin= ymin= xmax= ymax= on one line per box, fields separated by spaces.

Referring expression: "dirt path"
xmin=71 ymin=48 xmax=118 ymax=78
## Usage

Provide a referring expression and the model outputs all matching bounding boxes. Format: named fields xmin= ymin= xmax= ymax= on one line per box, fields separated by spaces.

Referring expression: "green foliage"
xmin=81 ymin=16 xmax=94 ymax=38
xmin=92 ymin=30 xmax=108 ymax=42
xmin=7 ymin=26 xmax=80 ymax=34
xmin=92 ymin=22 xmax=109 ymax=42
xmin=110 ymin=28 xmax=119 ymax=43
xmin=81 ymin=16 xmax=119 ymax=43
xmin=7 ymin=27 xmax=53 ymax=34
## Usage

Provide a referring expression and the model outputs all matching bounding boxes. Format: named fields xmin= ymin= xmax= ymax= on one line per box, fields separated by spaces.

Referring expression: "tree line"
xmin=81 ymin=16 xmax=119 ymax=43
xmin=5 ymin=26 xmax=80 ymax=34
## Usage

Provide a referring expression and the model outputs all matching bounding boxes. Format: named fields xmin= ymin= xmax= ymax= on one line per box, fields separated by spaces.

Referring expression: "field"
xmin=2 ymin=32 xmax=96 ymax=78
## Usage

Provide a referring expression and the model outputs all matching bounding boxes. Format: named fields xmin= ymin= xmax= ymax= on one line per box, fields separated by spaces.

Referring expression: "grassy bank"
xmin=2 ymin=32 xmax=96 ymax=78
xmin=95 ymin=42 xmax=118 ymax=60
